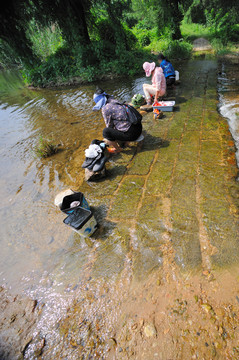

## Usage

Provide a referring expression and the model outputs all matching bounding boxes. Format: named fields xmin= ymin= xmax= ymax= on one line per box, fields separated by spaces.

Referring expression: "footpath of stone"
xmin=80 ymin=58 xmax=239 ymax=279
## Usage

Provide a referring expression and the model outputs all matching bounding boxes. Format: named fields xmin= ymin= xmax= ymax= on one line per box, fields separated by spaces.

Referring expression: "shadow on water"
xmin=90 ymin=204 xmax=117 ymax=241
xmin=141 ymin=131 xmax=170 ymax=151
xmin=89 ymin=164 xmax=127 ymax=183
xmin=175 ymin=96 xmax=187 ymax=104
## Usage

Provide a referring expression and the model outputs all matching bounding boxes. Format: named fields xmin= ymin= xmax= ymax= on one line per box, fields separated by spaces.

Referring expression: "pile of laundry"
xmin=130 ymin=93 xmax=146 ymax=108
xmin=82 ymin=139 xmax=109 ymax=172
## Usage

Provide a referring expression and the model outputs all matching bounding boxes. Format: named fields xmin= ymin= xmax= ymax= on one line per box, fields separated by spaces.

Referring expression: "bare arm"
xmin=154 ymin=90 xmax=160 ymax=103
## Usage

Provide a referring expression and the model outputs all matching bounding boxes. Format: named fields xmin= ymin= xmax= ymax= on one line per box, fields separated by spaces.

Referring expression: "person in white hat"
xmin=142 ymin=61 xmax=166 ymax=110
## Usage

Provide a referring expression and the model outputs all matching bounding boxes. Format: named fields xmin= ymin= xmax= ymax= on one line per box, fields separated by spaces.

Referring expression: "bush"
xmin=27 ymin=20 xmax=65 ymax=61
xmin=132 ymin=28 xmax=153 ymax=49
xmin=140 ymin=34 xmax=151 ymax=47
xmin=22 ymin=46 xmax=76 ymax=86
xmin=0 ymin=40 xmax=21 ymax=68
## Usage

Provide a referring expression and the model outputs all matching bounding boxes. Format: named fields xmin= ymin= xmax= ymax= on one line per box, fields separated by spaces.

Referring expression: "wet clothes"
xmin=82 ymin=140 xmax=108 ymax=172
xmin=160 ymin=59 xmax=175 ymax=86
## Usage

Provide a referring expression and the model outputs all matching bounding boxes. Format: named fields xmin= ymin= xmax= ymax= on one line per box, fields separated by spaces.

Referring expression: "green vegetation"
xmin=0 ymin=0 xmax=238 ymax=87
xmin=34 ymin=137 xmax=59 ymax=158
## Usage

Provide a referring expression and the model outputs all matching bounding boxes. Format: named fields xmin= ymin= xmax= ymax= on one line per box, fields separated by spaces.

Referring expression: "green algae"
xmin=79 ymin=58 xmax=239 ymax=274
xmin=109 ymin=176 xmax=145 ymax=220
xmin=127 ymin=150 xmax=155 ymax=175
xmin=136 ymin=196 xmax=167 ymax=247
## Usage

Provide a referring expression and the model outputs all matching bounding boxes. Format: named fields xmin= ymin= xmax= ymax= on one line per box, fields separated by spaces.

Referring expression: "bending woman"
xmin=142 ymin=61 xmax=166 ymax=108
xmin=93 ymin=89 xmax=142 ymax=153
xmin=158 ymin=53 xmax=175 ymax=87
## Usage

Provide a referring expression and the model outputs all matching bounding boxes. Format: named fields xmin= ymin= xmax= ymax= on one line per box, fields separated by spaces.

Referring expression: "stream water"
xmin=0 ymin=70 xmax=147 ymax=292
xmin=0 ymin=70 xmax=153 ymax=356
xmin=218 ymin=56 xmax=239 ymax=169
xmin=0 ymin=58 xmax=239 ymax=358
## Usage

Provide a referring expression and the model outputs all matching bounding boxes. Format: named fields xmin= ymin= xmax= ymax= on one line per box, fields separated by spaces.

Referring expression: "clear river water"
xmin=0 ymin=56 xmax=238 ymax=358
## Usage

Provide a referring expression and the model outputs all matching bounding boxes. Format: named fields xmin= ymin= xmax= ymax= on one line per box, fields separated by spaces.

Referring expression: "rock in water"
xmin=85 ymin=167 xmax=106 ymax=181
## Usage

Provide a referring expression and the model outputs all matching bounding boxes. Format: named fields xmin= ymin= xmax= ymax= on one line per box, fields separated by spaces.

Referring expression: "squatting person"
xmin=93 ymin=88 xmax=142 ymax=154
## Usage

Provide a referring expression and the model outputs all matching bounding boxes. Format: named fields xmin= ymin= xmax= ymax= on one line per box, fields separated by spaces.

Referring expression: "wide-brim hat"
xmin=143 ymin=62 xmax=156 ymax=77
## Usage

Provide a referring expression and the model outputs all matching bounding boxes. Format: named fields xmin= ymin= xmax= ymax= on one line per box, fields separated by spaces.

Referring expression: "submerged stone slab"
xmin=200 ymin=140 xmax=222 ymax=165
xmin=200 ymin=198 xmax=239 ymax=267
xmin=147 ymin=140 xmax=180 ymax=196
xmin=136 ymin=196 xmax=168 ymax=247
xmin=109 ymin=176 xmax=145 ymax=220
xmin=132 ymin=246 xmax=163 ymax=281
xmin=172 ymin=228 xmax=202 ymax=270
xmin=127 ymin=150 xmax=155 ymax=175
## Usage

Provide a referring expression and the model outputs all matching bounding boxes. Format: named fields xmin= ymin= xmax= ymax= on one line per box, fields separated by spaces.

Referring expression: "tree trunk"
xmin=170 ymin=0 xmax=182 ymax=40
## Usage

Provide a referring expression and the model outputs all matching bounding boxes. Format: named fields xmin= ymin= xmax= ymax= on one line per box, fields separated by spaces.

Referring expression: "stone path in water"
xmin=2 ymin=58 xmax=239 ymax=360
xmin=81 ymin=58 xmax=239 ymax=277
xmin=56 ymin=58 xmax=239 ymax=359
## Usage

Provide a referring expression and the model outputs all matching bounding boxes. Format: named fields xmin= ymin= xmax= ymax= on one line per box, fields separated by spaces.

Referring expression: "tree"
xmin=0 ymin=0 xmax=37 ymax=65
xmin=90 ymin=0 xmax=132 ymax=52
xmin=0 ymin=0 xmax=92 ymax=66
xmin=202 ymin=0 xmax=239 ymax=44
xmin=131 ymin=0 xmax=192 ymax=40
xmin=31 ymin=0 xmax=91 ymax=46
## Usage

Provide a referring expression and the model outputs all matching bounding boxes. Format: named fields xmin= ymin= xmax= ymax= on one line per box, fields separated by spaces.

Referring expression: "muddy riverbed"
xmin=0 ymin=56 xmax=239 ymax=359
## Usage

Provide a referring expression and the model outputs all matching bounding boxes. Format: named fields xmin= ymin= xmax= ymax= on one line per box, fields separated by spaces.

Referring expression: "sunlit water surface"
xmin=218 ymin=57 xmax=239 ymax=168
xmin=0 ymin=72 xmax=150 ymax=295
xmin=0 ymin=61 xmax=238 ymax=356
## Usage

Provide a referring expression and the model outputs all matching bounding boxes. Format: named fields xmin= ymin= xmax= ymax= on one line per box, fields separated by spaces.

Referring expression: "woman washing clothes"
xmin=158 ymin=53 xmax=176 ymax=87
xmin=142 ymin=62 xmax=166 ymax=110
xmin=93 ymin=88 xmax=142 ymax=154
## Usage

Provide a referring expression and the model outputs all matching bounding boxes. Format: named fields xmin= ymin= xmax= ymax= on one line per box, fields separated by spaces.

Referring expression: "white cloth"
xmin=85 ymin=144 xmax=102 ymax=158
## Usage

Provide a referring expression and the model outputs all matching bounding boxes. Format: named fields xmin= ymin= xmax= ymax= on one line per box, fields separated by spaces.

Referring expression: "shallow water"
xmin=1 ymin=61 xmax=239 ymax=359
xmin=0 ymin=70 xmax=150 ymax=294
xmin=218 ymin=57 xmax=239 ymax=168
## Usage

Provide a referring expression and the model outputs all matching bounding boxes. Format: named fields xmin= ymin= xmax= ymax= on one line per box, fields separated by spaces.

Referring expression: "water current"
xmin=218 ymin=56 xmax=239 ymax=169
xmin=0 ymin=70 xmax=147 ymax=291
xmin=0 ymin=58 xmax=238 ymax=358
xmin=0 ymin=70 xmax=153 ymax=354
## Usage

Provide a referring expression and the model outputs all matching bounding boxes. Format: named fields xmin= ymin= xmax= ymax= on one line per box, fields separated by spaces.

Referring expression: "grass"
xmin=181 ymin=20 xmax=239 ymax=56
xmin=180 ymin=20 xmax=211 ymax=41
xmin=34 ymin=136 xmax=59 ymax=158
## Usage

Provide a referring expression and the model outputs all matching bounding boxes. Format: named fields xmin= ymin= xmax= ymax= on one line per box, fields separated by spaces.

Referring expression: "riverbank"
xmin=0 ymin=56 xmax=239 ymax=359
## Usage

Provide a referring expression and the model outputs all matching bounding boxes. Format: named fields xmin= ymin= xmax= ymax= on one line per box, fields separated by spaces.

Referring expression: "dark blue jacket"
xmin=160 ymin=59 xmax=175 ymax=78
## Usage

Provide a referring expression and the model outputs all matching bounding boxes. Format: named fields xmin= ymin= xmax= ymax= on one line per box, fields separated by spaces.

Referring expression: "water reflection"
xmin=0 ymin=57 xmax=238 ymax=297
xmin=0 ymin=70 xmax=146 ymax=295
